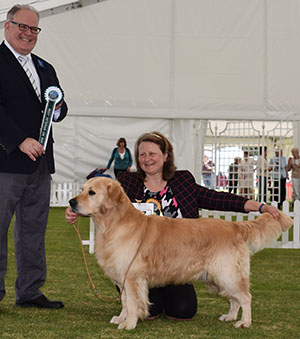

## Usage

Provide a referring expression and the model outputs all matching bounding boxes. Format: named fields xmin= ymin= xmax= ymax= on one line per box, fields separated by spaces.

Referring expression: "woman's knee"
xmin=163 ymin=284 xmax=197 ymax=320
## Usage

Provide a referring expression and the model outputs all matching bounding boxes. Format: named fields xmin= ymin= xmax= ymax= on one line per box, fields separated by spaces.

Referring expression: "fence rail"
xmin=51 ymin=183 xmax=300 ymax=253
xmin=199 ymin=200 xmax=300 ymax=250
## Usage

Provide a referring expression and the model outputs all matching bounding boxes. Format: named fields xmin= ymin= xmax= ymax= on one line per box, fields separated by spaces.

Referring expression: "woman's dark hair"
xmin=134 ymin=131 xmax=176 ymax=181
xmin=117 ymin=137 xmax=127 ymax=147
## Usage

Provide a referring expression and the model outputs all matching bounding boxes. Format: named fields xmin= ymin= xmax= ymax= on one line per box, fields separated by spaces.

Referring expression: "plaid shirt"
xmin=118 ymin=170 xmax=248 ymax=219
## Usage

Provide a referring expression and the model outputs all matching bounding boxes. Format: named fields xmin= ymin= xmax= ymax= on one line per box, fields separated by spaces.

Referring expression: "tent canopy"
xmin=2 ymin=0 xmax=300 ymax=120
xmin=1 ymin=0 xmax=300 ymax=182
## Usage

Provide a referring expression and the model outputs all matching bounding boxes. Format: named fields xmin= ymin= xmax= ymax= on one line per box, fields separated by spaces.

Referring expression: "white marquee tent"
xmin=1 ymin=0 xmax=300 ymax=183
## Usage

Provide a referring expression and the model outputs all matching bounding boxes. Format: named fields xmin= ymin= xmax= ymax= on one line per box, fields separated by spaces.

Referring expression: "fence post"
xmin=50 ymin=181 xmax=57 ymax=206
xmin=293 ymin=200 xmax=300 ymax=248
xmin=89 ymin=218 xmax=95 ymax=254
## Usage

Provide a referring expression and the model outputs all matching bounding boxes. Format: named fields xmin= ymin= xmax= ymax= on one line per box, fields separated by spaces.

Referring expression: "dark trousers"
xmin=280 ymin=178 xmax=287 ymax=205
xmin=0 ymin=157 xmax=51 ymax=302
xmin=272 ymin=178 xmax=286 ymax=207
xmin=228 ymin=179 xmax=238 ymax=194
xmin=258 ymin=176 xmax=267 ymax=202
xmin=148 ymin=284 xmax=197 ymax=319
xmin=116 ymin=283 xmax=197 ymax=319
xmin=114 ymin=168 xmax=127 ymax=179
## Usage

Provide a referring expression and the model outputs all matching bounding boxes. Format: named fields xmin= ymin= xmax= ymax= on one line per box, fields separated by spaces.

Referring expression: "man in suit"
xmin=0 ymin=4 xmax=68 ymax=309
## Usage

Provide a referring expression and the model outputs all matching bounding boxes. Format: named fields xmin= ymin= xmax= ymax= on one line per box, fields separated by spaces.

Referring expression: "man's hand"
xmin=65 ymin=207 xmax=78 ymax=224
xmin=18 ymin=137 xmax=45 ymax=161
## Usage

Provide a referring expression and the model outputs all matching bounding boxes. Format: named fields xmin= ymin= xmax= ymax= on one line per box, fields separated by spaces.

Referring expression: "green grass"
xmin=1 ymin=207 xmax=299 ymax=338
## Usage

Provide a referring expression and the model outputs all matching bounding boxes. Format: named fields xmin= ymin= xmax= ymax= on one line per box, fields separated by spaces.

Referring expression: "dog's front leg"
xmin=219 ymin=297 xmax=240 ymax=322
xmin=234 ymin=292 xmax=252 ymax=328
xmin=117 ymin=276 xmax=148 ymax=330
xmin=110 ymin=288 xmax=127 ymax=325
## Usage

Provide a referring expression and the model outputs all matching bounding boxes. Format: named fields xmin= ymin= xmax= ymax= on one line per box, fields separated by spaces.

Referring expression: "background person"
xmin=228 ymin=157 xmax=240 ymax=194
xmin=0 ymin=4 xmax=68 ymax=309
xmin=257 ymin=146 xmax=268 ymax=203
xmin=66 ymin=131 xmax=279 ymax=321
xmin=238 ymin=150 xmax=255 ymax=199
xmin=105 ymin=137 xmax=132 ymax=178
xmin=269 ymin=149 xmax=287 ymax=208
xmin=287 ymin=147 xmax=300 ymax=202
xmin=202 ymin=155 xmax=215 ymax=188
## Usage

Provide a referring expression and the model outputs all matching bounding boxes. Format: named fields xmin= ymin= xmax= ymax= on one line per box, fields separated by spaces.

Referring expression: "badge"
xmin=39 ymin=86 xmax=64 ymax=149
xmin=146 ymin=198 xmax=162 ymax=216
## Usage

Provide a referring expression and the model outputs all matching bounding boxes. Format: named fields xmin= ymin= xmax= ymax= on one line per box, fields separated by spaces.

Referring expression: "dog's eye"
xmin=88 ymin=190 xmax=96 ymax=196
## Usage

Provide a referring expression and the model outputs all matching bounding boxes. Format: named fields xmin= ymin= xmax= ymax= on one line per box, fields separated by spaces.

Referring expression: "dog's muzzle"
xmin=69 ymin=198 xmax=78 ymax=213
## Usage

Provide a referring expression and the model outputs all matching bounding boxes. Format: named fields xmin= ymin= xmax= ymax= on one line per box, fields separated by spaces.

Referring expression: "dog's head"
xmin=69 ymin=177 xmax=126 ymax=217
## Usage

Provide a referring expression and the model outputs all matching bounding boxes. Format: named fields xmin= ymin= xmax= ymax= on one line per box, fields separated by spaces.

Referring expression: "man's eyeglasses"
xmin=10 ymin=21 xmax=41 ymax=35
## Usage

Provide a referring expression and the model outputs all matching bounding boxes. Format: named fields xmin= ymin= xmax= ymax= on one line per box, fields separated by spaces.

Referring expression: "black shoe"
xmin=16 ymin=295 xmax=64 ymax=309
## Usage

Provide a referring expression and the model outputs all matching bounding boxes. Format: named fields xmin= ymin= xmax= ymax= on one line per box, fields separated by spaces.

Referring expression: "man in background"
xmin=269 ymin=149 xmax=287 ymax=208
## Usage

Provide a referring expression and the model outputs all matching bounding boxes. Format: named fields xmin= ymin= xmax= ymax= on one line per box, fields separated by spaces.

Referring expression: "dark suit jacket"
xmin=118 ymin=170 xmax=249 ymax=219
xmin=0 ymin=41 xmax=68 ymax=174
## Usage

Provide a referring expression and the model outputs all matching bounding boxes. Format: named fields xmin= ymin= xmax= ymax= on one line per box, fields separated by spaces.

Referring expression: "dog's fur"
xmin=69 ymin=177 xmax=293 ymax=330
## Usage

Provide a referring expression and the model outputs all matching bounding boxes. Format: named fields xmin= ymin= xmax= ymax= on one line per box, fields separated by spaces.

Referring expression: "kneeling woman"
xmin=116 ymin=131 xmax=279 ymax=320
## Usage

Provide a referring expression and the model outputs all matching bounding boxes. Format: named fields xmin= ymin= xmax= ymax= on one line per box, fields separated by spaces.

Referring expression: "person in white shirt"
xmin=287 ymin=147 xmax=300 ymax=202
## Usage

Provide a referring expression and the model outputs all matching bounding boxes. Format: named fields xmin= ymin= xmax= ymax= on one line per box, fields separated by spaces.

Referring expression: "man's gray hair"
xmin=6 ymin=4 xmax=39 ymax=21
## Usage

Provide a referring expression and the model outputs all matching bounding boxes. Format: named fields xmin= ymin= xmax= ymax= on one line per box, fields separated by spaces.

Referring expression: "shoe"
xmin=164 ymin=312 xmax=193 ymax=321
xmin=145 ymin=314 xmax=161 ymax=321
xmin=16 ymin=295 xmax=64 ymax=309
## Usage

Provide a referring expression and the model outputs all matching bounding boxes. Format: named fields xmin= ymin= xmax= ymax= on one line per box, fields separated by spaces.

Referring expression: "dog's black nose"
xmin=69 ymin=198 xmax=77 ymax=211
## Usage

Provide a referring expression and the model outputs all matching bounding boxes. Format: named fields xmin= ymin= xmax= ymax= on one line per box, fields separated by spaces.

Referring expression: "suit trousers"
xmin=0 ymin=156 xmax=51 ymax=302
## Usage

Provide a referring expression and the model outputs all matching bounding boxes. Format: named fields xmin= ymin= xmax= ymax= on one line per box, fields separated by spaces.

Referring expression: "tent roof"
xmin=1 ymin=0 xmax=300 ymax=121
xmin=0 ymin=0 xmax=104 ymax=25
xmin=1 ymin=0 xmax=299 ymax=183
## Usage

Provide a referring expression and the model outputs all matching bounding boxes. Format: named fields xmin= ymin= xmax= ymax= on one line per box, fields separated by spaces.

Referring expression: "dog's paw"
xmin=219 ymin=314 xmax=237 ymax=322
xmin=110 ymin=315 xmax=124 ymax=325
xmin=117 ymin=319 xmax=137 ymax=330
xmin=234 ymin=320 xmax=251 ymax=328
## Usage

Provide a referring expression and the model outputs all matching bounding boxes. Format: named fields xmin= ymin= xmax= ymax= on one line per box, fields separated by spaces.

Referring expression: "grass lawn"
xmin=0 ymin=207 xmax=299 ymax=338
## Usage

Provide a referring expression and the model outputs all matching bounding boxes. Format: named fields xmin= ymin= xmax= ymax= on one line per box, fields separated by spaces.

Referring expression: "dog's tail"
xmin=238 ymin=211 xmax=293 ymax=254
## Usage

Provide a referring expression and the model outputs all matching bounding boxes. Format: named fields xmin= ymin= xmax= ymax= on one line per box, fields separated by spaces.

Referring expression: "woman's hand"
xmin=65 ymin=207 xmax=78 ymax=224
xmin=244 ymin=200 xmax=280 ymax=220
xmin=260 ymin=204 xmax=280 ymax=220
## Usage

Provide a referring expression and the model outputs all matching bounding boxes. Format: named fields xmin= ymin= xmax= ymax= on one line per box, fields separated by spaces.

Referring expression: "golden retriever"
xmin=69 ymin=177 xmax=293 ymax=330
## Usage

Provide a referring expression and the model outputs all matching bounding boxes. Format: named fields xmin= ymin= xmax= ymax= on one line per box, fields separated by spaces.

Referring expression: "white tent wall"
xmin=53 ymin=116 xmax=173 ymax=182
xmin=171 ymin=119 xmax=208 ymax=184
xmin=294 ymin=122 xmax=300 ymax=149
xmin=28 ymin=0 xmax=300 ymax=120
xmin=53 ymin=117 xmax=203 ymax=183
xmin=1 ymin=0 xmax=300 ymax=183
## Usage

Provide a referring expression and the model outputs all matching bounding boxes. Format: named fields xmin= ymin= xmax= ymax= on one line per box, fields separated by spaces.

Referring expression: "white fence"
xmin=51 ymin=183 xmax=300 ymax=253
xmin=50 ymin=182 xmax=83 ymax=207
xmin=199 ymin=200 xmax=300 ymax=250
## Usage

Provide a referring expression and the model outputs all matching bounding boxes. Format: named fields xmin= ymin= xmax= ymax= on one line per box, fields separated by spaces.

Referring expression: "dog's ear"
xmin=105 ymin=181 xmax=125 ymax=209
